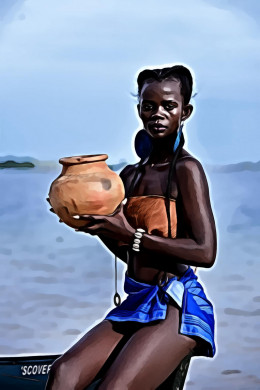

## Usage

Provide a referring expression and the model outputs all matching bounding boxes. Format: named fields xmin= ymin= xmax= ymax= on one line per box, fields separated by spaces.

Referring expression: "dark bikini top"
xmin=124 ymin=195 xmax=177 ymax=238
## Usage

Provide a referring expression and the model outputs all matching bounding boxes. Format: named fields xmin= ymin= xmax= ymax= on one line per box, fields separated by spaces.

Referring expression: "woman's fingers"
xmin=75 ymin=223 xmax=103 ymax=235
xmin=72 ymin=201 xmax=124 ymax=220
xmin=72 ymin=214 xmax=106 ymax=222
xmin=72 ymin=214 xmax=92 ymax=220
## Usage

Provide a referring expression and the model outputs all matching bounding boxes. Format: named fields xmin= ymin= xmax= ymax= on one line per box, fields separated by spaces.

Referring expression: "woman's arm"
xmin=139 ymin=157 xmax=217 ymax=269
xmin=83 ymin=165 xmax=136 ymax=263
xmin=75 ymin=158 xmax=217 ymax=270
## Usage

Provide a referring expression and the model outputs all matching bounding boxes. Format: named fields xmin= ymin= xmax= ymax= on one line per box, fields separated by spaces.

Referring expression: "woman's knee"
xmin=46 ymin=356 xmax=81 ymax=390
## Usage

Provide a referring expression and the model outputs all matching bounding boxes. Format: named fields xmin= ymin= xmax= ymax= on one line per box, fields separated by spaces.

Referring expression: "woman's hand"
xmin=72 ymin=202 xmax=135 ymax=244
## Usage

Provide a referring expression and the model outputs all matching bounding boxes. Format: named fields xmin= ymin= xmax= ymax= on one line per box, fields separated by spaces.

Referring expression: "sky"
xmin=0 ymin=0 xmax=259 ymax=165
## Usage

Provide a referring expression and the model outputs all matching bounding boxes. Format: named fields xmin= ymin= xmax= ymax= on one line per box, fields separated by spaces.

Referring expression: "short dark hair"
xmin=137 ymin=65 xmax=193 ymax=105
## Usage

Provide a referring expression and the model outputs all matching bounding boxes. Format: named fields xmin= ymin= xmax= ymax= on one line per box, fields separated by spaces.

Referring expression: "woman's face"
xmin=138 ymin=79 xmax=192 ymax=139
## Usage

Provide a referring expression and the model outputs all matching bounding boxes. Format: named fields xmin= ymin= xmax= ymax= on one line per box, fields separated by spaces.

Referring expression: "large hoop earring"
xmin=173 ymin=122 xmax=184 ymax=152
xmin=134 ymin=129 xmax=153 ymax=160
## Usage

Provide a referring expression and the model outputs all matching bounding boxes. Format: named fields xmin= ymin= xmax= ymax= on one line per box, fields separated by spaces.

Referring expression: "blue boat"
xmin=0 ymin=353 xmax=191 ymax=389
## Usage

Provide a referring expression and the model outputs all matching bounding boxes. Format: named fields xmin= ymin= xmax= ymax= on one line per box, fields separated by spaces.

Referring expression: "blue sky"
xmin=0 ymin=0 xmax=259 ymax=164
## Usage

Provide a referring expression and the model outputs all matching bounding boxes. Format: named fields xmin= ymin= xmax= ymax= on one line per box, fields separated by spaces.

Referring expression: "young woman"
xmin=46 ymin=65 xmax=217 ymax=390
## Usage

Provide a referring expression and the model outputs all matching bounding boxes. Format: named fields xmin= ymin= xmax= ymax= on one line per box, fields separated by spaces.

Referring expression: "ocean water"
xmin=0 ymin=167 xmax=259 ymax=389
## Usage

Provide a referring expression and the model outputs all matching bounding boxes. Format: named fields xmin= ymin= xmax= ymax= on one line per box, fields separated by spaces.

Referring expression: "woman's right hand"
xmin=72 ymin=202 xmax=135 ymax=244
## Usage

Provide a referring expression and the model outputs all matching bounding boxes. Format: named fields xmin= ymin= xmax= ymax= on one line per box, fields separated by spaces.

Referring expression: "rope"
xmin=113 ymin=255 xmax=121 ymax=306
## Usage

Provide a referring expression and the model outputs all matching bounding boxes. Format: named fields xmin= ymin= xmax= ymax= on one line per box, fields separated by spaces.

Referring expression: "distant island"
xmin=0 ymin=155 xmax=259 ymax=173
xmin=208 ymin=160 xmax=260 ymax=173
xmin=0 ymin=155 xmax=57 ymax=171
xmin=0 ymin=155 xmax=128 ymax=172
xmin=0 ymin=160 xmax=35 ymax=169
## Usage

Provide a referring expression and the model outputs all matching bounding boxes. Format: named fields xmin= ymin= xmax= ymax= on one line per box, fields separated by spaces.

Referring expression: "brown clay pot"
xmin=48 ymin=154 xmax=125 ymax=229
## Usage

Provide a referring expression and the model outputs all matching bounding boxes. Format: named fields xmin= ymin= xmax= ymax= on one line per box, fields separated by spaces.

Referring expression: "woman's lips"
xmin=149 ymin=123 xmax=167 ymax=132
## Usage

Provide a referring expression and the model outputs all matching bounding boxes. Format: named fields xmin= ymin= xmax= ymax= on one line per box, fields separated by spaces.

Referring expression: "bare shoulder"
xmin=119 ymin=164 xmax=137 ymax=179
xmin=175 ymin=151 xmax=209 ymax=194
xmin=176 ymin=150 xmax=205 ymax=177
xmin=119 ymin=163 xmax=138 ymax=190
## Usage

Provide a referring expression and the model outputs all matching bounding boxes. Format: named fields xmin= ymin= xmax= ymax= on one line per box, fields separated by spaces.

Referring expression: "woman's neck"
xmin=148 ymin=135 xmax=176 ymax=164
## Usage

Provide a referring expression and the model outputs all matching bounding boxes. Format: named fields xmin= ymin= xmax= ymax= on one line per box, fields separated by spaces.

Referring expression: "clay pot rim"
xmin=59 ymin=154 xmax=108 ymax=165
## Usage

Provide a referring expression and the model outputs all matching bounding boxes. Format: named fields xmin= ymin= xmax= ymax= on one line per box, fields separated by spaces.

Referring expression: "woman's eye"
xmin=164 ymin=104 xmax=175 ymax=110
xmin=142 ymin=104 xmax=153 ymax=111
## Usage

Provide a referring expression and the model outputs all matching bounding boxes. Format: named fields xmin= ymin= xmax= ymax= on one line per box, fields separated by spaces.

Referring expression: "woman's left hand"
xmin=73 ymin=202 xmax=135 ymax=244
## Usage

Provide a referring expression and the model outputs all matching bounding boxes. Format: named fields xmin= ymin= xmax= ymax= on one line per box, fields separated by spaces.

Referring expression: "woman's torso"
xmin=122 ymin=159 xmax=189 ymax=284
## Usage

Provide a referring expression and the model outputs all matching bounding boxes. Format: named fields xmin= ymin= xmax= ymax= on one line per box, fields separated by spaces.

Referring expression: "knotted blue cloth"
xmin=105 ymin=267 xmax=215 ymax=357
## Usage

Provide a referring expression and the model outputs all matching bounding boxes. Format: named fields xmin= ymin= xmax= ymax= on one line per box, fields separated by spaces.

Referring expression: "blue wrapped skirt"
xmin=105 ymin=267 xmax=215 ymax=357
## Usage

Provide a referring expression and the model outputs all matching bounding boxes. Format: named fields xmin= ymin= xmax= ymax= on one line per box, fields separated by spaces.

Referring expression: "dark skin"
xmin=46 ymin=79 xmax=217 ymax=390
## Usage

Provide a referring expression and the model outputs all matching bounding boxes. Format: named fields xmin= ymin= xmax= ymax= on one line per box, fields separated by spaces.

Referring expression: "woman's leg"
xmin=98 ymin=305 xmax=197 ymax=390
xmin=45 ymin=320 xmax=125 ymax=390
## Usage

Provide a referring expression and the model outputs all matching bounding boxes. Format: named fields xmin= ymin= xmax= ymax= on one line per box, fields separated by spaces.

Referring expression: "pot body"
xmin=48 ymin=154 xmax=125 ymax=228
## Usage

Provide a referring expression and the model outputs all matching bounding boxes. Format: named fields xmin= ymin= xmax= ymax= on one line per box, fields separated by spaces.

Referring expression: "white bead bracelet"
xmin=132 ymin=228 xmax=146 ymax=252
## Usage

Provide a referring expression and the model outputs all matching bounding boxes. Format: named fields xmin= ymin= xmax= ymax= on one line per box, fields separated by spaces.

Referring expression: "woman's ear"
xmin=181 ymin=104 xmax=193 ymax=122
